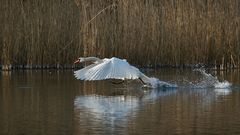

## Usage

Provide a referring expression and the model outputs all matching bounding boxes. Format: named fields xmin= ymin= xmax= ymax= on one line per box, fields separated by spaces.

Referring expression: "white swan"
xmin=74 ymin=57 xmax=176 ymax=88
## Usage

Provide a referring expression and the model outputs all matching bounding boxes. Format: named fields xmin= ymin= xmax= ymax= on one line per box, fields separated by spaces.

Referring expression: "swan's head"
xmin=74 ymin=57 xmax=84 ymax=64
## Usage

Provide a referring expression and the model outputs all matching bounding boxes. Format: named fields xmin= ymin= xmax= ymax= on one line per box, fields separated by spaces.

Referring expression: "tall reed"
xmin=0 ymin=0 xmax=239 ymax=69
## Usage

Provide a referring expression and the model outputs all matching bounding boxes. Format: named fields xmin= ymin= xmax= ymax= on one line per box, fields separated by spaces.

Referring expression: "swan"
xmin=74 ymin=57 xmax=175 ymax=88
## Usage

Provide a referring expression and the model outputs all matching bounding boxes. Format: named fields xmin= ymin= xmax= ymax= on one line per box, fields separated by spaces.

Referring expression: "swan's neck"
xmin=81 ymin=57 xmax=101 ymax=63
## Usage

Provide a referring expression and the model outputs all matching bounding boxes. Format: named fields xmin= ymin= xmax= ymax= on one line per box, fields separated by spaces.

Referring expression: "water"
xmin=0 ymin=69 xmax=240 ymax=135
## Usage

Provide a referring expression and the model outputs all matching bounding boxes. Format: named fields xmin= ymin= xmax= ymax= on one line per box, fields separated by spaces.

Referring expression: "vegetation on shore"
xmin=0 ymin=0 xmax=239 ymax=70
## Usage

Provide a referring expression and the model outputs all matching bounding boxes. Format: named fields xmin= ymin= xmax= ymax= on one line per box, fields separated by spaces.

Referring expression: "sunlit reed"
xmin=0 ymin=0 xmax=239 ymax=70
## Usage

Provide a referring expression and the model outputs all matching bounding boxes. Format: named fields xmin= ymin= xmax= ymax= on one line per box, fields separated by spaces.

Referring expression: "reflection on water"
xmin=0 ymin=70 xmax=240 ymax=135
xmin=214 ymin=88 xmax=232 ymax=96
xmin=0 ymin=71 xmax=76 ymax=135
xmin=74 ymin=88 xmax=176 ymax=134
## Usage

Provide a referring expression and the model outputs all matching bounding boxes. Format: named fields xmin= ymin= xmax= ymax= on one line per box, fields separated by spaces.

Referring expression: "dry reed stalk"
xmin=0 ymin=0 xmax=239 ymax=69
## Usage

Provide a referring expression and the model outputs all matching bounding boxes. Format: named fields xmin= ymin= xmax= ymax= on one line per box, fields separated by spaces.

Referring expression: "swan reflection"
xmin=74 ymin=88 xmax=177 ymax=134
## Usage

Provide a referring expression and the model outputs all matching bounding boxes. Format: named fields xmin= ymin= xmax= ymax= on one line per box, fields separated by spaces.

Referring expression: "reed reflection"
xmin=0 ymin=71 xmax=75 ymax=135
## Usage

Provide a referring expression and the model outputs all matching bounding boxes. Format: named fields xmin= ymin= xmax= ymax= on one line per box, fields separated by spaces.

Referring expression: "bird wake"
xmin=143 ymin=77 xmax=178 ymax=89
xmin=190 ymin=69 xmax=231 ymax=89
xmin=143 ymin=69 xmax=231 ymax=89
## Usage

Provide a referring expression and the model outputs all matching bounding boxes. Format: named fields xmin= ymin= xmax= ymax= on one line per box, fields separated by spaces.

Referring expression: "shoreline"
xmin=0 ymin=64 xmax=82 ymax=71
xmin=1 ymin=64 xmax=239 ymax=71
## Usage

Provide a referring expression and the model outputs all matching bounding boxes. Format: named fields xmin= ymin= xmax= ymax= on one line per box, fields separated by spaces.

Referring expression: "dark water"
xmin=0 ymin=69 xmax=240 ymax=135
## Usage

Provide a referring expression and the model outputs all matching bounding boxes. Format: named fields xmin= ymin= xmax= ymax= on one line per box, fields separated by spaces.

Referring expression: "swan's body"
xmin=74 ymin=57 xmax=176 ymax=88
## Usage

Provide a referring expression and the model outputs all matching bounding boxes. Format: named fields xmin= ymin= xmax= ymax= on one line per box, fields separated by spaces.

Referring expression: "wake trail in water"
xmin=144 ymin=69 xmax=231 ymax=89
xmin=190 ymin=69 xmax=231 ymax=89
xmin=143 ymin=77 xmax=178 ymax=89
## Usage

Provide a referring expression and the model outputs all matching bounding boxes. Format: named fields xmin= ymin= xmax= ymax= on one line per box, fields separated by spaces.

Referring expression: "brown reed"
xmin=0 ymin=0 xmax=239 ymax=69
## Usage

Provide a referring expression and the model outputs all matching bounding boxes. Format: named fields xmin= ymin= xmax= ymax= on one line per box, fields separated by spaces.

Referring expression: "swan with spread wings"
xmin=74 ymin=57 xmax=175 ymax=88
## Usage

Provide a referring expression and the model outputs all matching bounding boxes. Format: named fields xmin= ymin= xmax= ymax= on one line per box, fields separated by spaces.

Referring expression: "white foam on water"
xmin=214 ymin=80 xmax=231 ymax=89
xmin=143 ymin=77 xmax=178 ymax=89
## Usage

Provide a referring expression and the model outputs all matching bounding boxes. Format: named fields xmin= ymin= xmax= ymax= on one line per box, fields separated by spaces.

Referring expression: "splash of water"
xmin=143 ymin=77 xmax=178 ymax=89
xmin=193 ymin=69 xmax=231 ymax=89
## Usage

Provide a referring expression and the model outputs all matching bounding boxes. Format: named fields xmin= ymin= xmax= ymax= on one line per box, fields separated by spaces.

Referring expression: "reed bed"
xmin=0 ymin=0 xmax=239 ymax=70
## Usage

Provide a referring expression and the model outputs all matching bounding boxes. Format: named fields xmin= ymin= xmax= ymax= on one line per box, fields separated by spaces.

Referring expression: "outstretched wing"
xmin=74 ymin=58 xmax=140 ymax=80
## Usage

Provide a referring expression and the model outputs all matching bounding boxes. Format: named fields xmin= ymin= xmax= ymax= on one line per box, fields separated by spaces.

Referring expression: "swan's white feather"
xmin=74 ymin=57 xmax=140 ymax=80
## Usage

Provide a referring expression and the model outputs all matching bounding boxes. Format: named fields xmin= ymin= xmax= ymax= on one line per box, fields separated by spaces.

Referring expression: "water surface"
xmin=0 ymin=69 xmax=240 ymax=135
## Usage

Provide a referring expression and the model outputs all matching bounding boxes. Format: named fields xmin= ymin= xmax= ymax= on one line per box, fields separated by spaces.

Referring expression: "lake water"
xmin=0 ymin=69 xmax=240 ymax=135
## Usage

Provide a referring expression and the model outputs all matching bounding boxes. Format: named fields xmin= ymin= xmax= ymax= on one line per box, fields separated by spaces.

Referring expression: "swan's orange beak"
xmin=74 ymin=59 xmax=80 ymax=64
